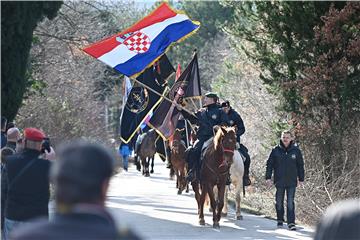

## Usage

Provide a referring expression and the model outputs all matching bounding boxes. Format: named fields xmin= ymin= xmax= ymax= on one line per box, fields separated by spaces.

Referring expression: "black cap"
xmin=221 ymin=101 xmax=230 ymax=108
xmin=204 ymin=92 xmax=218 ymax=99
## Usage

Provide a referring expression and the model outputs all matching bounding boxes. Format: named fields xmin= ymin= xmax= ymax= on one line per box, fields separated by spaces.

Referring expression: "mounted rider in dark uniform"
xmin=179 ymin=92 xmax=229 ymax=182
xmin=221 ymin=100 xmax=251 ymax=186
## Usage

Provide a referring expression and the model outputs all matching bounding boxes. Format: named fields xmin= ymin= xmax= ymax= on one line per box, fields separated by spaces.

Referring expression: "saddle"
xmin=200 ymin=137 xmax=213 ymax=161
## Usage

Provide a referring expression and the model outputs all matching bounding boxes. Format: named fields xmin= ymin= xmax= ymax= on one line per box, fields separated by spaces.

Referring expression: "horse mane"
xmin=213 ymin=127 xmax=224 ymax=150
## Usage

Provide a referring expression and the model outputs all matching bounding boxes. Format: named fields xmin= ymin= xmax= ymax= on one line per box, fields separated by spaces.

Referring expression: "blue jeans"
xmin=275 ymin=187 xmax=296 ymax=224
xmin=122 ymin=155 xmax=129 ymax=170
xmin=4 ymin=218 xmax=25 ymax=240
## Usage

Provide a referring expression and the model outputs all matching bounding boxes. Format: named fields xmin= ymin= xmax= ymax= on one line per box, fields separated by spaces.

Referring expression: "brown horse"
xmin=192 ymin=126 xmax=236 ymax=228
xmin=170 ymin=128 xmax=189 ymax=194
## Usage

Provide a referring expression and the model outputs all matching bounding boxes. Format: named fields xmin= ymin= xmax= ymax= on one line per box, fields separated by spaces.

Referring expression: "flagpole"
xmin=130 ymin=75 xmax=197 ymax=118
xmin=184 ymin=119 xmax=189 ymax=147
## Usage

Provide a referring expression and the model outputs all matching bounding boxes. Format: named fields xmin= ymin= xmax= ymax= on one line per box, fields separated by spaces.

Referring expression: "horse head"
xmin=213 ymin=125 xmax=237 ymax=167
xmin=171 ymin=128 xmax=185 ymax=154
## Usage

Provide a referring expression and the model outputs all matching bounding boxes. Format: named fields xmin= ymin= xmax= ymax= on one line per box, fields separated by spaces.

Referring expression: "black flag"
xmin=120 ymin=54 xmax=175 ymax=143
xmin=149 ymin=53 xmax=201 ymax=139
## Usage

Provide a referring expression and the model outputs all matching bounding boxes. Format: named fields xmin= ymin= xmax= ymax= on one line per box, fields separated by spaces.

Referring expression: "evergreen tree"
xmin=1 ymin=1 xmax=62 ymax=121
xmin=223 ymin=1 xmax=346 ymax=112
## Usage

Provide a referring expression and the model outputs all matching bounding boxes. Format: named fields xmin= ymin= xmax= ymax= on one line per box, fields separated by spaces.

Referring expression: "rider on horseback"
xmin=179 ymin=92 xmax=229 ymax=182
xmin=221 ymin=100 xmax=251 ymax=186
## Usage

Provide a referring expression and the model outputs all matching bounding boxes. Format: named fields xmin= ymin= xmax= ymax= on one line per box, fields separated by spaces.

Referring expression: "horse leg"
xmin=145 ymin=157 xmax=150 ymax=177
xmin=176 ymin=169 xmax=182 ymax=195
xmin=207 ymin=185 xmax=219 ymax=228
xmin=141 ymin=157 xmax=145 ymax=175
xmin=235 ymin=187 xmax=243 ymax=220
xmin=199 ymin=185 xmax=207 ymax=226
xmin=192 ymin=182 xmax=201 ymax=215
xmin=150 ymin=156 xmax=154 ymax=174
xmin=222 ymin=186 xmax=228 ymax=217
xmin=215 ymin=184 xmax=226 ymax=227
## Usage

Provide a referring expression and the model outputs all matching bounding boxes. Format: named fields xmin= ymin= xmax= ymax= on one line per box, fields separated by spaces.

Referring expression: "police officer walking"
xmin=221 ymin=101 xmax=251 ymax=186
xmin=180 ymin=92 xmax=229 ymax=182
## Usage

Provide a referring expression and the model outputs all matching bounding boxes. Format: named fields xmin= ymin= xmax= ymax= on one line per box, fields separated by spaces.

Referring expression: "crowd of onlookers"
xmin=0 ymin=115 xmax=359 ymax=239
xmin=0 ymin=116 xmax=141 ymax=239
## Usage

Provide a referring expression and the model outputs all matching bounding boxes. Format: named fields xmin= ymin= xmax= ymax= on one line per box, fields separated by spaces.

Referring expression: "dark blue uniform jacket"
xmin=181 ymin=103 xmax=228 ymax=142
xmin=227 ymin=108 xmax=245 ymax=142
xmin=265 ymin=141 xmax=305 ymax=188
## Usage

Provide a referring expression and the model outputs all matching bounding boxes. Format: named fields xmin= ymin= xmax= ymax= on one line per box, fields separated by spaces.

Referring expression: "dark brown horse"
xmin=192 ymin=126 xmax=236 ymax=228
xmin=137 ymin=129 xmax=158 ymax=177
xmin=170 ymin=128 xmax=189 ymax=194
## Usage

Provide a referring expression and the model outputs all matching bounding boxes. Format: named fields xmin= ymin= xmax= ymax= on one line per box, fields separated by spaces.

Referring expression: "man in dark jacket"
xmin=221 ymin=101 xmax=251 ymax=186
xmin=3 ymin=128 xmax=50 ymax=239
xmin=11 ymin=141 xmax=141 ymax=240
xmin=180 ymin=92 xmax=229 ymax=182
xmin=265 ymin=130 xmax=305 ymax=231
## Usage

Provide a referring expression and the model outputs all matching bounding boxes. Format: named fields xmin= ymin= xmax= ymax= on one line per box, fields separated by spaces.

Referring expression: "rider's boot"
xmin=186 ymin=168 xmax=194 ymax=182
xmin=243 ymin=167 xmax=251 ymax=186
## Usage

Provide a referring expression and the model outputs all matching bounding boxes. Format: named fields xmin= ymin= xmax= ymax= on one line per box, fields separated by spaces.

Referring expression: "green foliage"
xmin=1 ymin=1 xmax=62 ymax=121
xmin=223 ymin=1 xmax=346 ymax=113
xmin=166 ymin=1 xmax=233 ymax=90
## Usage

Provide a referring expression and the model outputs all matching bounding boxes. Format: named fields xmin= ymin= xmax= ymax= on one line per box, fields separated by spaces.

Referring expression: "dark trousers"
xmin=275 ymin=187 xmax=296 ymax=224
xmin=186 ymin=140 xmax=205 ymax=172
xmin=238 ymin=144 xmax=250 ymax=175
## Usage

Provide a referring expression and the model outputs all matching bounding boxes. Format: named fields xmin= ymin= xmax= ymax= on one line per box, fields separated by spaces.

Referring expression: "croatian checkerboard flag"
xmin=83 ymin=2 xmax=200 ymax=78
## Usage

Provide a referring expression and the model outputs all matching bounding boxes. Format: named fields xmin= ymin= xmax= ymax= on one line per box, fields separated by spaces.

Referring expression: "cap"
xmin=221 ymin=101 xmax=231 ymax=108
xmin=7 ymin=127 xmax=20 ymax=141
xmin=204 ymin=92 xmax=218 ymax=99
xmin=24 ymin=128 xmax=46 ymax=141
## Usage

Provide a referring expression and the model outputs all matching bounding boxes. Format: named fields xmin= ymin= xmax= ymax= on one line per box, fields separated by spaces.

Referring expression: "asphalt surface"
xmin=106 ymin=157 xmax=314 ymax=240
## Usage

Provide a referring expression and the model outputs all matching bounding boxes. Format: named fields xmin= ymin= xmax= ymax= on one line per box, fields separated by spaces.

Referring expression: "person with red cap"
xmin=1 ymin=128 xmax=51 ymax=239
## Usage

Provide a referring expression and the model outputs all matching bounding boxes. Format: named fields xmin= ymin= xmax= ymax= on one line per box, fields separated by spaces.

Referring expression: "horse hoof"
xmin=145 ymin=173 xmax=150 ymax=177
xmin=213 ymin=222 xmax=220 ymax=228
xmin=199 ymin=219 xmax=205 ymax=226
xmin=236 ymin=215 xmax=243 ymax=220
xmin=221 ymin=212 xmax=227 ymax=217
xmin=186 ymin=189 xmax=189 ymax=193
xmin=177 ymin=190 xmax=182 ymax=195
xmin=150 ymin=170 xmax=154 ymax=174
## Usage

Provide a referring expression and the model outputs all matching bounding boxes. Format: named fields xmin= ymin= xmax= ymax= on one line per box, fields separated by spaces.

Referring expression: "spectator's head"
xmin=23 ymin=128 xmax=46 ymax=151
xmin=1 ymin=117 xmax=7 ymax=132
xmin=281 ymin=130 xmax=293 ymax=148
xmin=314 ymin=199 xmax=360 ymax=240
xmin=7 ymin=127 xmax=20 ymax=143
xmin=51 ymin=141 xmax=114 ymax=209
xmin=203 ymin=92 xmax=219 ymax=106
xmin=221 ymin=101 xmax=231 ymax=114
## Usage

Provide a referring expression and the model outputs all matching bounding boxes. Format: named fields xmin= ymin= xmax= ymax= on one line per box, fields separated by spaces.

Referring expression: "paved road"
xmin=107 ymin=158 xmax=314 ymax=240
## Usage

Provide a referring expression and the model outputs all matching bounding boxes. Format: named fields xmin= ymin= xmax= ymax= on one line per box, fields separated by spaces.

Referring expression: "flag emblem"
xmin=116 ymin=31 xmax=151 ymax=54
xmin=125 ymin=87 xmax=149 ymax=113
